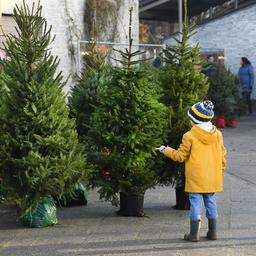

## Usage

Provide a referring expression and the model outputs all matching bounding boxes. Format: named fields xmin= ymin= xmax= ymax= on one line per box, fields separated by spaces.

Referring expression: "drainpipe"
xmin=178 ymin=0 xmax=183 ymax=39
xmin=235 ymin=0 xmax=238 ymax=9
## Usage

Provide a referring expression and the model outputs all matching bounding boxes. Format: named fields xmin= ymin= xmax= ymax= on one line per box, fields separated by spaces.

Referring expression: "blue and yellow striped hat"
xmin=188 ymin=100 xmax=214 ymax=124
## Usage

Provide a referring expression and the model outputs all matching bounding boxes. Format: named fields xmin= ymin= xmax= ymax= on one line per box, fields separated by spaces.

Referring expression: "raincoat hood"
xmin=191 ymin=125 xmax=218 ymax=145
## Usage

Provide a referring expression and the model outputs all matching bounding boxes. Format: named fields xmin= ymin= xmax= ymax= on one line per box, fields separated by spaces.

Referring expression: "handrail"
xmin=191 ymin=0 xmax=256 ymax=26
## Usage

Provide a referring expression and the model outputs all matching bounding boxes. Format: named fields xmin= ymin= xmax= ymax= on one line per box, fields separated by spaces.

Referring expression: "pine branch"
xmin=112 ymin=7 xmax=149 ymax=69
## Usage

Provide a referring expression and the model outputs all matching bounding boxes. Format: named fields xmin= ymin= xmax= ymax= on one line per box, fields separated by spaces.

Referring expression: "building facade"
xmin=0 ymin=0 xmax=139 ymax=93
xmin=190 ymin=4 xmax=256 ymax=76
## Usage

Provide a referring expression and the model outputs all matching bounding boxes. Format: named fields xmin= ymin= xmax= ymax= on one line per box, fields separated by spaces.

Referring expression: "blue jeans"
xmin=189 ymin=193 xmax=218 ymax=221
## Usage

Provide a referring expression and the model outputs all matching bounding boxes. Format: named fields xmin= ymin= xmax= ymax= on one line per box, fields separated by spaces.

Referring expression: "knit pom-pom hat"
xmin=188 ymin=100 xmax=214 ymax=124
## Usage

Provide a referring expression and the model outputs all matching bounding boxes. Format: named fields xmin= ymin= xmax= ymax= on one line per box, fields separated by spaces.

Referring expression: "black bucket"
xmin=117 ymin=192 xmax=145 ymax=217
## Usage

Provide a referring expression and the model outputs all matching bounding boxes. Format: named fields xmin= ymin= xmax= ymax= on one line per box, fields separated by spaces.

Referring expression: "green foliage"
xmin=157 ymin=22 xmax=208 ymax=186
xmin=0 ymin=1 xmax=88 ymax=214
xmin=0 ymin=60 xmax=7 ymax=103
xmin=207 ymin=63 xmax=244 ymax=118
xmin=82 ymin=41 xmax=107 ymax=74
xmin=0 ymin=45 xmax=7 ymax=205
xmin=54 ymin=183 xmax=87 ymax=207
xmin=69 ymin=41 xmax=109 ymax=145
xmin=88 ymin=8 xmax=168 ymax=205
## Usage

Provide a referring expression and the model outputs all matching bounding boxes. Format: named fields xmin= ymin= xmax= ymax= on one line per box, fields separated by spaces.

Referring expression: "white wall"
xmin=116 ymin=0 xmax=139 ymax=45
xmin=190 ymin=4 xmax=256 ymax=75
xmin=1 ymin=0 xmax=139 ymax=93
xmin=38 ymin=0 xmax=85 ymax=93
xmin=1 ymin=0 xmax=22 ymax=14
xmin=1 ymin=0 xmax=85 ymax=93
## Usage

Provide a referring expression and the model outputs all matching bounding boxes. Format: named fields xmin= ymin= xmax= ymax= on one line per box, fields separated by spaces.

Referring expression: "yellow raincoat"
xmin=164 ymin=125 xmax=227 ymax=193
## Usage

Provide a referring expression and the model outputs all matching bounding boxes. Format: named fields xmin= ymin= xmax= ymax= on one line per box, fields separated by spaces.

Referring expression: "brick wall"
xmin=190 ymin=4 xmax=256 ymax=76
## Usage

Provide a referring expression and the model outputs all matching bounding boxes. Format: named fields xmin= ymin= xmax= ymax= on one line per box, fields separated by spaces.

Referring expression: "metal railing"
xmin=77 ymin=40 xmax=165 ymax=72
xmin=190 ymin=0 xmax=256 ymax=25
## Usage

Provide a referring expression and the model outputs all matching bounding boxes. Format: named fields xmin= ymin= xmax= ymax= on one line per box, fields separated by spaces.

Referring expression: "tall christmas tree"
xmin=157 ymin=1 xmax=208 ymax=206
xmin=88 ymin=8 xmax=168 ymax=215
xmin=0 ymin=1 xmax=88 ymax=214
xmin=0 ymin=62 xmax=5 ymax=204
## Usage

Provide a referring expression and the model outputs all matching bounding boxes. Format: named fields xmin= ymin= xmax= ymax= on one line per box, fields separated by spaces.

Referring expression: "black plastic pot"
xmin=117 ymin=192 xmax=145 ymax=217
xmin=174 ymin=187 xmax=190 ymax=210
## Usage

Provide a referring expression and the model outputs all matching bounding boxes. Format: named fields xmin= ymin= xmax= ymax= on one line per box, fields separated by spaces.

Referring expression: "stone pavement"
xmin=0 ymin=116 xmax=256 ymax=256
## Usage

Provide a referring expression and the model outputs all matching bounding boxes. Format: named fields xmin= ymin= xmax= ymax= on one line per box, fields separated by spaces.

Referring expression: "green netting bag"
xmin=21 ymin=196 xmax=58 ymax=228
xmin=54 ymin=183 xmax=88 ymax=207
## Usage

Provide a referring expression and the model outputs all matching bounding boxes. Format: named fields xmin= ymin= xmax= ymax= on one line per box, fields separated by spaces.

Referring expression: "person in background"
xmin=153 ymin=56 xmax=161 ymax=68
xmin=238 ymin=57 xmax=254 ymax=114
xmin=157 ymin=100 xmax=227 ymax=242
xmin=202 ymin=55 xmax=216 ymax=77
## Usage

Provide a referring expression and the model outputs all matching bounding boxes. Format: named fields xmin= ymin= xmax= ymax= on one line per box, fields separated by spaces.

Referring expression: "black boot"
xmin=206 ymin=219 xmax=217 ymax=240
xmin=184 ymin=219 xmax=201 ymax=242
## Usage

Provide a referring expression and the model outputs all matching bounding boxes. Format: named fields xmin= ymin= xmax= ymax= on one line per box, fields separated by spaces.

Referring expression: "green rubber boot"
xmin=184 ymin=219 xmax=201 ymax=242
xmin=206 ymin=219 xmax=217 ymax=240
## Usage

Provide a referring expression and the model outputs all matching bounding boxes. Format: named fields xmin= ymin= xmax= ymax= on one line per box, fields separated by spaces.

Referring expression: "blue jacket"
xmin=238 ymin=64 xmax=255 ymax=92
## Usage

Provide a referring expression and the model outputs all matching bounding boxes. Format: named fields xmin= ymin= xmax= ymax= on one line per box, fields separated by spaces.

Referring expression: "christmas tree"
xmin=157 ymin=2 xmax=208 ymax=194
xmin=0 ymin=1 xmax=88 ymax=214
xmin=207 ymin=63 xmax=243 ymax=119
xmin=0 ymin=61 xmax=5 ymax=203
xmin=88 ymin=8 xmax=168 ymax=214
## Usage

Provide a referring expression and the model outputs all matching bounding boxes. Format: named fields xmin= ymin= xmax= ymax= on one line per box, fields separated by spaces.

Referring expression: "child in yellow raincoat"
xmin=157 ymin=100 xmax=227 ymax=242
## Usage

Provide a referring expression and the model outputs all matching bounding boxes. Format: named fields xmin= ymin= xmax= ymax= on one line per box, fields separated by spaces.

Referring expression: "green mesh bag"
xmin=21 ymin=197 xmax=58 ymax=228
xmin=54 ymin=183 xmax=88 ymax=207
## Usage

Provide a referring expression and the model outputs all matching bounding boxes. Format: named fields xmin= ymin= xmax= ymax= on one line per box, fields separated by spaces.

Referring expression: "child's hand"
xmin=156 ymin=145 xmax=166 ymax=153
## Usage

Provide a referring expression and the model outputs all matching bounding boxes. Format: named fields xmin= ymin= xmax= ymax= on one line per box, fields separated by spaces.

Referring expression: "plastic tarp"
xmin=21 ymin=197 xmax=58 ymax=228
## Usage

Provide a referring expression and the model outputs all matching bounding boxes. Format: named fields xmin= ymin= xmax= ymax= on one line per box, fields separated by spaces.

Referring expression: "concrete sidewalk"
xmin=0 ymin=116 xmax=256 ymax=256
